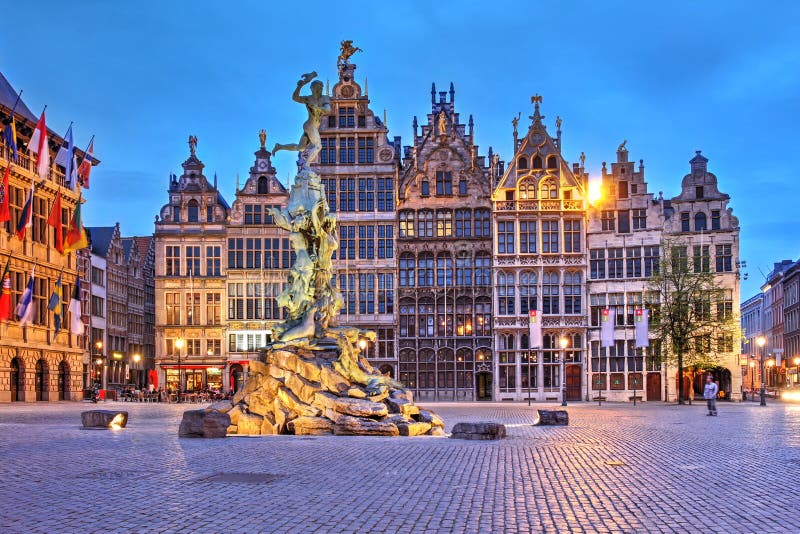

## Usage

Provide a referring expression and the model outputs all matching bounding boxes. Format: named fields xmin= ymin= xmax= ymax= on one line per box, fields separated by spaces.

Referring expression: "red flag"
xmin=47 ymin=189 xmax=63 ymax=253
xmin=63 ymin=200 xmax=88 ymax=253
xmin=0 ymin=257 xmax=11 ymax=322
xmin=28 ymin=111 xmax=50 ymax=178
xmin=78 ymin=139 xmax=93 ymax=188
xmin=0 ymin=165 xmax=10 ymax=223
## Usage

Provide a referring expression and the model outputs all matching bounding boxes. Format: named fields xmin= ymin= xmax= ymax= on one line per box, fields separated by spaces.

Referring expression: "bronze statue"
xmin=556 ymin=116 xmax=562 ymax=130
xmin=272 ymin=72 xmax=331 ymax=168
xmin=511 ymin=112 xmax=521 ymax=137
xmin=438 ymin=110 xmax=447 ymax=135
xmin=188 ymin=135 xmax=198 ymax=156
xmin=259 ymin=129 xmax=267 ymax=150
xmin=338 ymin=40 xmax=363 ymax=64
xmin=618 ymin=140 xmax=628 ymax=152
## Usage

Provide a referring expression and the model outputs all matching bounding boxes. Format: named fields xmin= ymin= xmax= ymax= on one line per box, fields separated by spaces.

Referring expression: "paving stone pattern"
xmin=1 ymin=401 xmax=799 ymax=533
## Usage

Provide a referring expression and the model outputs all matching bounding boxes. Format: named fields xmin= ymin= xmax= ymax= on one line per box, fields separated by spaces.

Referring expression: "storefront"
xmin=162 ymin=365 xmax=225 ymax=393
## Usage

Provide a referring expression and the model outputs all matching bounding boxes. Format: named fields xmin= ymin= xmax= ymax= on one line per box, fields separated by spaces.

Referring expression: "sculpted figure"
xmin=438 ymin=110 xmax=447 ymax=135
xmin=511 ymin=112 xmax=521 ymax=137
xmin=188 ymin=135 xmax=197 ymax=156
xmin=618 ymin=139 xmax=627 ymax=152
xmin=259 ymin=129 xmax=267 ymax=150
xmin=272 ymin=72 xmax=331 ymax=168
xmin=338 ymin=40 xmax=363 ymax=64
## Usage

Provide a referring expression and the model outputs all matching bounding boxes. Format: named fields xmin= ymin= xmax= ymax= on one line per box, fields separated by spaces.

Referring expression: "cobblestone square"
xmin=1 ymin=401 xmax=798 ymax=533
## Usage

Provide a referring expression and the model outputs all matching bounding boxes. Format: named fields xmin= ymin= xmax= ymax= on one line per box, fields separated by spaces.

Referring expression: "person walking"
xmin=704 ymin=374 xmax=719 ymax=416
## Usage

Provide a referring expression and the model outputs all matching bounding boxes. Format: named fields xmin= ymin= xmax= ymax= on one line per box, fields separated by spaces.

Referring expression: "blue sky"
xmin=2 ymin=0 xmax=798 ymax=299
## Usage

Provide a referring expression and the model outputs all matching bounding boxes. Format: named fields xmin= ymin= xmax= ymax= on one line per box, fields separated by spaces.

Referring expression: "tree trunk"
xmin=677 ymin=350 xmax=684 ymax=405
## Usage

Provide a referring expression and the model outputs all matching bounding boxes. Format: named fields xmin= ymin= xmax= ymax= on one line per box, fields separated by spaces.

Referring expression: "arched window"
xmin=564 ymin=271 xmax=581 ymax=314
xmin=399 ymin=300 xmax=416 ymax=336
xmin=187 ymin=199 xmax=199 ymax=222
xmin=417 ymin=252 xmax=434 ymax=286
xmin=417 ymin=210 xmax=434 ymax=238
xmin=436 ymin=210 xmax=453 ymax=237
xmin=500 ymin=333 xmax=515 ymax=350
xmin=455 ymin=297 xmax=473 ymax=336
xmin=475 ymin=298 xmax=491 ymax=336
xmin=542 ymin=271 xmax=560 ymax=314
xmin=474 ymin=209 xmax=490 ymax=237
xmin=540 ymin=178 xmax=557 ymax=199
xmin=418 ymin=299 xmax=435 ymax=338
xmin=257 ymin=176 xmax=269 ymax=194
xmin=455 ymin=209 xmax=471 ymax=237
xmin=458 ymin=179 xmax=468 ymax=195
xmin=399 ymin=211 xmax=415 ymax=238
xmin=547 ymin=155 xmax=558 ymax=169
xmin=420 ymin=179 xmax=430 ymax=196
xmin=532 ymin=155 xmax=543 ymax=169
xmin=497 ymin=271 xmax=516 ymax=315
xmin=520 ymin=271 xmax=538 ymax=314
xmin=518 ymin=156 xmax=528 ymax=170
xmin=694 ymin=212 xmax=707 ymax=231
xmin=519 ymin=180 xmax=537 ymax=200
xmin=399 ymin=253 xmax=415 ymax=287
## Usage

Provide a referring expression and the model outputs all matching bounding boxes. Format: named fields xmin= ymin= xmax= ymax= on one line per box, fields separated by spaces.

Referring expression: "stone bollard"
xmin=534 ymin=409 xmax=569 ymax=426
xmin=450 ymin=421 xmax=506 ymax=440
xmin=179 ymin=409 xmax=230 ymax=438
xmin=82 ymin=410 xmax=128 ymax=429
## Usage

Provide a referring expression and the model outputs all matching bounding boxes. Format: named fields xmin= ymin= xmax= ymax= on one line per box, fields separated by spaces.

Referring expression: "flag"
xmin=600 ymin=307 xmax=616 ymax=347
xmin=78 ymin=138 xmax=94 ymax=188
xmin=15 ymin=267 xmax=34 ymax=325
xmin=15 ymin=181 xmax=33 ymax=240
xmin=0 ymin=256 xmax=11 ymax=322
xmin=64 ymin=201 xmax=88 ymax=253
xmin=3 ymin=118 xmax=18 ymax=162
xmin=55 ymin=124 xmax=75 ymax=188
xmin=47 ymin=189 xmax=63 ymax=253
xmin=68 ymin=276 xmax=84 ymax=335
xmin=528 ymin=309 xmax=542 ymax=349
xmin=0 ymin=164 xmax=10 ymax=222
xmin=28 ymin=111 xmax=50 ymax=177
xmin=48 ymin=273 xmax=63 ymax=333
xmin=634 ymin=308 xmax=650 ymax=348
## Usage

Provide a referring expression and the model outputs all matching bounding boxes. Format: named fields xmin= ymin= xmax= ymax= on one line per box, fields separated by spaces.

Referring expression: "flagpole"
xmin=77 ymin=135 xmax=95 ymax=188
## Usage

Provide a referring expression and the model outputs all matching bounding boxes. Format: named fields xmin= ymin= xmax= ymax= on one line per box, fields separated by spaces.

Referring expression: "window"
xmin=399 ymin=254 xmax=415 ymax=287
xmin=357 ymin=138 xmax=374 ymax=163
xmin=519 ymin=220 xmax=536 ymax=253
xmin=436 ymin=210 xmax=453 ymax=237
xmin=338 ymin=107 xmax=355 ymax=128
xmin=338 ymin=137 xmax=355 ymax=163
xmin=672 ymin=246 xmax=689 ymax=273
xmin=564 ymin=219 xmax=580 ymax=252
xmin=187 ymin=199 xmax=199 ymax=222
xmin=377 ymin=178 xmax=393 ymax=212
xmin=474 ymin=209 xmax=490 ymax=237
xmin=33 ymin=195 xmax=46 ymax=244
xmin=532 ymin=155 xmax=543 ymax=169
xmin=542 ymin=271 xmax=559 ymax=314
xmin=717 ymin=290 xmax=733 ymax=321
xmin=617 ymin=210 xmax=630 ymax=233
xmin=541 ymin=220 xmax=559 ymax=253
xmin=358 ymin=225 xmax=375 ymax=260
xmin=399 ymin=304 xmax=415 ymax=337
xmin=339 ymin=226 xmax=355 ymax=260
xmin=475 ymin=253 xmax=491 ymax=286
xmin=540 ymin=178 xmax=557 ymax=199
xmin=601 ymin=210 xmax=615 ymax=231
xmin=418 ymin=300 xmax=434 ymax=337
xmin=166 ymin=246 xmax=180 ymax=276
xmin=455 ymin=209 xmax=472 ymax=237
xmin=206 ymin=293 xmax=220 ymax=325
xmin=680 ymin=212 xmax=690 ymax=232
xmin=547 ymin=155 xmax=558 ymax=169
xmin=377 ymin=225 xmax=393 ymax=259
xmin=563 ymin=272 xmax=581 ymax=313
xmin=497 ymin=272 xmax=515 ymax=315
xmin=257 ymin=176 xmax=269 ymax=194
xmin=420 ymin=180 xmax=430 ymax=196
xmin=455 ymin=299 xmax=473 ymax=336
xmin=338 ymin=274 xmax=356 ymax=315
xmin=186 ymin=246 xmax=200 ymax=276
xmin=518 ymin=156 xmax=528 ymax=170
xmin=715 ymin=244 xmax=732 ymax=272
xmin=227 ymin=238 xmax=244 ymax=269
xmin=245 ymin=239 xmax=261 ymax=269
xmin=455 ymin=253 xmax=472 ymax=286
xmin=378 ymin=273 xmax=394 ymax=314
xmin=206 ymin=246 xmax=221 ymax=276
xmin=173 ymin=205 xmax=180 ymax=222
xmin=590 ymin=294 xmax=606 ymax=327
xmin=321 ymin=138 xmax=336 ymax=164
xmin=519 ymin=181 xmax=536 ymax=200
xmin=590 ymin=249 xmax=606 ymax=279
xmin=644 ymin=246 xmax=660 ymax=276
xmin=626 ymin=247 xmax=642 ymax=278
xmin=696 ymin=186 xmax=704 ymax=199
xmin=207 ymin=339 xmax=221 ymax=357
xmin=417 ymin=253 xmax=434 ymax=287
xmin=497 ymin=221 xmax=515 ymax=254
xmin=520 ymin=271 xmax=537 ymax=314
xmin=227 ymin=283 xmax=243 ymax=320
xmin=358 ymin=115 xmax=366 ymax=128
xmin=458 ymin=180 xmax=467 ymax=195
xmin=244 ymin=205 xmax=262 ymax=225
xmin=608 ymin=248 xmax=624 ymax=278
xmin=633 ymin=208 xmax=647 ymax=229
xmin=357 ymin=178 xmax=374 ymax=212
xmin=358 ymin=274 xmax=375 ymax=314
xmin=436 ymin=254 xmax=453 ymax=287
xmin=91 ymin=267 xmax=104 ymax=287
xmin=165 ymin=292 xmax=180 ymax=324
xmin=437 ymin=300 xmax=453 ymax=337
xmin=417 ymin=210 xmax=433 ymax=238
xmin=693 ymin=245 xmax=710 ymax=273
xmin=185 ymin=292 xmax=200 ymax=325
xmin=91 ymin=295 xmax=105 ymax=317
xmin=711 ymin=210 xmax=721 ymax=230
xmin=337 ymin=177 xmax=355 ymax=212
xmin=618 ymin=181 xmax=629 ymax=199
xmin=206 ymin=206 xmax=213 ymax=222
xmin=399 ymin=211 xmax=414 ymax=238
xmin=694 ymin=212 xmax=707 ymax=231
xmin=435 ymin=171 xmax=453 ymax=196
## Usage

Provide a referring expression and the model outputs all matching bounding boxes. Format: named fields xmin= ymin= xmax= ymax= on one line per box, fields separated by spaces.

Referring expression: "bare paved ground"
xmin=1 ymin=400 xmax=798 ymax=533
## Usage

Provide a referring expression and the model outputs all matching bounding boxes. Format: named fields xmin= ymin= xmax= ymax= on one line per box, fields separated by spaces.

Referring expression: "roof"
xmin=217 ymin=192 xmax=230 ymax=209
xmin=120 ymin=238 xmax=135 ymax=261
xmin=132 ymin=236 xmax=153 ymax=260
xmin=86 ymin=226 xmax=116 ymax=257
xmin=0 ymin=72 xmax=36 ymax=122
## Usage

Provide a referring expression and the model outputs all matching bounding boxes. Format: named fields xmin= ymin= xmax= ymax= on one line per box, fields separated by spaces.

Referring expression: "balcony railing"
xmin=1 ymin=145 xmax=68 ymax=189
xmin=494 ymin=199 xmax=584 ymax=212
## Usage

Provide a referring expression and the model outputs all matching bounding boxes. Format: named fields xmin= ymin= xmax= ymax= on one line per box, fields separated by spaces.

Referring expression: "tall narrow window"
xmin=680 ymin=212 xmax=690 ymax=232
xmin=542 ymin=271 xmax=559 ymax=314
xmin=519 ymin=220 xmax=537 ymax=253
xmin=617 ymin=210 xmax=630 ymax=233
xmin=564 ymin=272 xmax=581 ymax=313
xmin=564 ymin=219 xmax=580 ymax=253
xmin=166 ymin=246 xmax=181 ymax=276
xmin=399 ymin=211 xmax=415 ymax=238
xmin=497 ymin=221 xmax=515 ymax=254
xmin=497 ymin=272 xmax=515 ymax=315
xmin=436 ymin=210 xmax=453 ymax=237
xmin=187 ymin=199 xmax=199 ymax=222
xmin=694 ymin=212 xmax=707 ymax=231
xmin=520 ymin=271 xmax=537 ymax=314
xmin=541 ymin=220 xmax=559 ymax=253
xmin=435 ymin=171 xmax=453 ymax=196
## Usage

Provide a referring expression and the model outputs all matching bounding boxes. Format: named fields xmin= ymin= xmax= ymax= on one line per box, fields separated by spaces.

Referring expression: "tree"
xmin=648 ymin=241 xmax=740 ymax=404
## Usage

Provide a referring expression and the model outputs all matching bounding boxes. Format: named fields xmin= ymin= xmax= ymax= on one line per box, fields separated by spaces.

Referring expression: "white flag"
xmin=634 ymin=308 xmax=649 ymax=347
xmin=600 ymin=308 xmax=615 ymax=347
xmin=68 ymin=276 xmax=85 ymax=335
xmin=528 ymin=310 xmax=542 ymax=349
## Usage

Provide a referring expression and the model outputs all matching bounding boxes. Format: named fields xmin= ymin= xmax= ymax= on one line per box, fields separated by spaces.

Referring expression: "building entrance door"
xmin=475 ymin=372 xmax=492 ymax=401
xmin=565 ymin=365 xmax=582 ymax=401
xmin=647 ymin=372 xmax=661 ymax=401
xmin=10 ymin=358 xmax=21 ymax=402
xmin=58 ymin=361 xmax=69 ymax=401
xmin=230 ymin=364 xmax=244 ymax=393
xmin=35 ymin=359 xmax=47 ymax=401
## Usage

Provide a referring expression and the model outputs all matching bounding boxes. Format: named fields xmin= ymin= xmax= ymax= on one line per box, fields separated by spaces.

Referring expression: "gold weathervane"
xmin=338 ymin=40 xmax=363 ymax=64
xmin=531 ymin=94 xmax=543 ymax=104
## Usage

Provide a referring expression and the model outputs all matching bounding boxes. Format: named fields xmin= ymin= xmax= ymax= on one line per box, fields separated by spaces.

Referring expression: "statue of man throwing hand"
xmin=272 ymin=72 xmax=331 ymax=168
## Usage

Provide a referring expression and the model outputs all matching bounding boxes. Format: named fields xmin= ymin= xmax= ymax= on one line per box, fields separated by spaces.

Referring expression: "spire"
xmin=449 ymin=82 xmax=455 ymax=103
xmin=235 ymin=173 xmax=240 ymax=192
xmin=214 ymin=172 xmax=218 ymax=189
xmin=431 ymin=82 xmax=436 ymax=104
xmin=412 ymin=115 xmax=418 ymax=137
xmin=468 ymin=114 xmax=474 ymax=137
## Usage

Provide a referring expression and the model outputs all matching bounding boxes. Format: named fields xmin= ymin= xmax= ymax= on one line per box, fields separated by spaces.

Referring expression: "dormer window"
xmin=518 ymin=156 xmax=528 ymax=170
xmin=618 ymin=181 xmax=629 ymax=199
xmin=547 ymin=155 xmax=557 ymax=169
xmin=532 ymin=155 xmax=543 ymax=169
xmin=696 ymin=186 xmax=704 ymax=199
xmin=258 ymin=176 xmax=269 ymax=194
xmin=694 ymin=212 xmax=707 ymax=231
xmin=187 ymin=199 xmax=199 ymax=222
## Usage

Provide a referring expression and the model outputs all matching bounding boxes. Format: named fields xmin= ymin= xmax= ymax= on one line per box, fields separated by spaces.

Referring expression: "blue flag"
xmin=55 ymin=124 xmax=75 ymax=189
xmin=48 ymin=273 xmax=63 ymax=333
xmin=15 ymin=267 xmax=34 ymax=325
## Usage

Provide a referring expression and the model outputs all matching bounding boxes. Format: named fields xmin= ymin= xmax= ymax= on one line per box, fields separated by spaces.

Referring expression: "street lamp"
xmin=94 ymin=340 xmax=105 ymax=390
xmin=132 ymin=354 xmax=141 ymax=388
xmin=559 ymin=336 xmax=569 ymax=407
xmin=175 ymin=338 xmax=185 ymax=403
xmin=793 ymin=356 xmax=800 ymax=388
xmin=749 ymin=361 xmax=756 ymax=399
xmin=756 ymin=336 xmax=767 ymax=406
